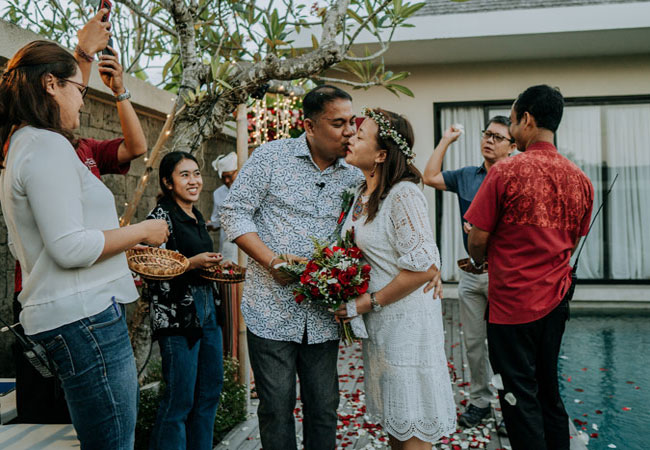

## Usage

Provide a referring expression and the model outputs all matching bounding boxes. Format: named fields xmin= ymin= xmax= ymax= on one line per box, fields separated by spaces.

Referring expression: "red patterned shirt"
xmin=465 ymin=142 xmax=594 ymax=324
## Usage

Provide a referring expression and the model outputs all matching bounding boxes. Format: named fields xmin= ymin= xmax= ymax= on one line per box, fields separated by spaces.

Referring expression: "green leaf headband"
xmin=362 ymin=107 xmax=415 ymax=164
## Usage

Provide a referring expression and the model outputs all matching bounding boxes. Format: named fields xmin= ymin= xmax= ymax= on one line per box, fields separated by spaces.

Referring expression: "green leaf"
xmin=387 ymin=83 xmax=414 ymax=97
xmin=311 ymin=34 xmax=319 ymax=49
xmin=347 ymin=8 xmax=364 ymax=25
xmin=216 ymin=78 xmax=234 ymax=90
xmin=386 ymin=71 xmax=409 ymax=82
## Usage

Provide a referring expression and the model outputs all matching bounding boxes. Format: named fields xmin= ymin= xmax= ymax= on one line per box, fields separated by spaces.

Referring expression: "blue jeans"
xmin=31 ymin=304 xmax=138 ymax=450
xmin=150 ymin=285 xmax=224 ymax=450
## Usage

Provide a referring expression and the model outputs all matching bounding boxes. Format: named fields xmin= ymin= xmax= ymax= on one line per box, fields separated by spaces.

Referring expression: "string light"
xmin=249 ymin=92 xmax=302 ymax=146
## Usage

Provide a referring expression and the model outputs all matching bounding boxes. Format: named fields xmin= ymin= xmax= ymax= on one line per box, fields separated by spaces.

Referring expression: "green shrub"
xmin=134 ymin=356 xmax=247 ymax=450
xmin=135 ymin=359 xmax=164 ymax=450
xmin=213 ymin=357 xmax=248 ymax=444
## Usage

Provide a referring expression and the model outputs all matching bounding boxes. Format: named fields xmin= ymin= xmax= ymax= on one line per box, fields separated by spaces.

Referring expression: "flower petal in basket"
xmin=200 ymin=263 xmax=246 ymax=283
xmin=126 ymin=247 xmax=190 ymax=280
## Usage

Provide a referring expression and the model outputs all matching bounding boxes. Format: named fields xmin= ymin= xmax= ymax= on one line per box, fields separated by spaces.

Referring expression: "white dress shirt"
xmin=210 ymin=184 xmax=238 ymax=262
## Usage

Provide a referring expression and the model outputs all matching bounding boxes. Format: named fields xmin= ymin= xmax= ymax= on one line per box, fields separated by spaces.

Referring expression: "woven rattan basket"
xmin=200 ymin=263 xmax=246 ymax=283
xmin=126 ymin=247 xmax=190 ymax=280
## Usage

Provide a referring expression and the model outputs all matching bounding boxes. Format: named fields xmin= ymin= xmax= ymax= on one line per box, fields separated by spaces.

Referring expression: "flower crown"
xmin=362 ymin=107 xmax=415 ymax=164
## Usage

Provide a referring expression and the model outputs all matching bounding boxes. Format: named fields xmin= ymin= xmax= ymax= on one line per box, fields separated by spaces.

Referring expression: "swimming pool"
xmin=558 ymin=311 xmax=650 ymax=450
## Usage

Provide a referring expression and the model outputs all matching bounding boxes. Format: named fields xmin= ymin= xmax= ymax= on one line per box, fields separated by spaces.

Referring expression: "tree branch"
xmin=115 ymin=0 xmax=179 ymax=37
xmin=344 ymin=43 xmax=390 ymax=61
xmin=321 ymin=0 xmax=350 ymax=44
xmin=167 ymin=0 xmax=204 ymax=91
xmin=345 ymin=0 xmax=392 ymax=50
xmin=313 ymin=75 xmax=381 ymax=88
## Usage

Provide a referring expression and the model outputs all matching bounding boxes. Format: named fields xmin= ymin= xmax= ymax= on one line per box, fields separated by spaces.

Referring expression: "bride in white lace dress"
xmin=335 ymin=108 xmax=456 ymax=449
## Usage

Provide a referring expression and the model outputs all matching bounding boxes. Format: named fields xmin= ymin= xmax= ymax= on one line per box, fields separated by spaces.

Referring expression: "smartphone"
xmin=98 ymin=0 xmax=115 ymax=56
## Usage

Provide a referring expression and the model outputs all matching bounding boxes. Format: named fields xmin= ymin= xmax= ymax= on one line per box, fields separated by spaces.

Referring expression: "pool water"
xmin=558 ymin=312 xmax=650 ymax=450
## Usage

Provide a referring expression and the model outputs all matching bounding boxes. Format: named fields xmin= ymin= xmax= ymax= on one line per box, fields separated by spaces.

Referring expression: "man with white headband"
xmin=423 ymin=116 xmax=515 ymax=431
xmin=208 ymin=152 xmax=239 ymax=262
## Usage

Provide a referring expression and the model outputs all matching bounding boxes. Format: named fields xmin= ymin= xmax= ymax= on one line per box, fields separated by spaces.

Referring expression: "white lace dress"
xmin=341 ymin=181 xmax=457 ymax=442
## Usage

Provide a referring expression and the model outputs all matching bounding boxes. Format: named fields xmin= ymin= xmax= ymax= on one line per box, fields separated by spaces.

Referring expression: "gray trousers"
xmin=458 ymin=269 xmax=494 ymax=408
xmin=247 ymin=330 xmax=339 ymax=450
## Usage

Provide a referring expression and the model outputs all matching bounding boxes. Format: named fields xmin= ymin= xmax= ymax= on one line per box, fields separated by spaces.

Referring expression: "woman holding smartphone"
xmin=0 ymin=41 xmax=168 ymax=449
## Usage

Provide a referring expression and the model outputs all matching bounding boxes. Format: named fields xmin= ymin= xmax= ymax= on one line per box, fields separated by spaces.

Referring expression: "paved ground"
xmin=216 ymin=299 xmax=512 ymax=450
xmin=0 ymin=299 xmax=588 ymax=450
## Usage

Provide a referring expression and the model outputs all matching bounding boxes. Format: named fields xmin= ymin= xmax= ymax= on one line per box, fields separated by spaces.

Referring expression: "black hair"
xmin=513 ymin=85 xmax=564 ymax=132
xmin=485 ymin=115 xmax=514 ymax=142
xmin=158 ymin=151 xmax=199 ymax=199
xmin=302 ymin=85 xmax=352 ymax=120
xmin=486 ymin=115 xmax=511 ymax=129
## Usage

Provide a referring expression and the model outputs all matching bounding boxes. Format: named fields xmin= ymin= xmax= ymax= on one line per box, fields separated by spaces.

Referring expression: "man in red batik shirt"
xmin=465 ymin=85 xmax=594 ymax=450
xmin=13 ymin=10 xmax=147 ymax=423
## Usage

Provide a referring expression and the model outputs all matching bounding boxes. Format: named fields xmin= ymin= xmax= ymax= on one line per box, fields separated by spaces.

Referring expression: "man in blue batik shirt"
xmin=423 ymin=116 xmax=515 ymax=429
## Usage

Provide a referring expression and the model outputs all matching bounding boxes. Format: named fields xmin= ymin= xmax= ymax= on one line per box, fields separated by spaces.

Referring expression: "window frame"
xmin=433 ymin=94 xmax=650 ymax=284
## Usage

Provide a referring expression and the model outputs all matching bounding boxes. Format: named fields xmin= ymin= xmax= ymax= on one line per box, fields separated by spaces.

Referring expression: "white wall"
xmin=345 ymin=54 xmax=650 ymax=229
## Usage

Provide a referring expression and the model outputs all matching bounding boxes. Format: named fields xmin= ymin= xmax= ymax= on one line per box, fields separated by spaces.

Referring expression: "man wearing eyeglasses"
xmin=423 ymin=116 xmax=515 ymax=429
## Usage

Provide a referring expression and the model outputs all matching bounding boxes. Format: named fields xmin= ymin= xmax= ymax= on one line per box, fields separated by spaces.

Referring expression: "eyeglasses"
xmin=481 ymin=130 xmax=513 ymax=144
xmin=60 ymin=78 xmax=88 ymax=98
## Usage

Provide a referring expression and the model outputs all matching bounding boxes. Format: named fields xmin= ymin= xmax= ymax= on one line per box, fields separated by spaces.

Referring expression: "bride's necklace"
xmin=351 ymin=194 xmax=369 ymax=222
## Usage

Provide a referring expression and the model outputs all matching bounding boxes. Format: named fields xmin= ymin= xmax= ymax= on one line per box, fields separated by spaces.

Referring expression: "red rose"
xmin=295 ymin=293 xmax=306 ymax=304
xmin=300 ymin=272 xmax=313 ymax=285
xmin=346 ymin=266 xmax=358 ymax=277
xmin=355 ymin=280 xmax=369 ymax=295
xmin=306 ymin=261 xmax=319 ymax=273
xmin=329 ymin=283 xmax=342 ymax=295
xmin=310 ymin=286 xmax=320 ymax=297
xmin=332 ymin=246 xmax=345 ymax=254
xmin=343 ymin=286 xmax=356 ymax=298
xmin=324 ymin=247 xmax=334 ymax=257
xmin=346 ymin=247 xmax=363 ymax=259
xmin=338 ymin=271 xmax=353 ymax=285
xmin=330 ymin=268 xmax=340 ymax=278
xmin=361 ymin=264 xmax=371 ymax=275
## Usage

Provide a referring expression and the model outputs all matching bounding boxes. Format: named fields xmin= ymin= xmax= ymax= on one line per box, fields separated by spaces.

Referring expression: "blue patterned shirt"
xmin=221 ymin=134 xmax=363 ymax=344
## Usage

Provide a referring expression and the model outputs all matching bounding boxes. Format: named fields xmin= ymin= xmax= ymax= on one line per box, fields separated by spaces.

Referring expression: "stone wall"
xmin=0 ymin=94 xmax=236 ymax=377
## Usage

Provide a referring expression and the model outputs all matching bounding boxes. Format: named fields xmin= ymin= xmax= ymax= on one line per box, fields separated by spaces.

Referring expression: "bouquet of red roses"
xmin=279 ymin=227 xmax=370 ymax=343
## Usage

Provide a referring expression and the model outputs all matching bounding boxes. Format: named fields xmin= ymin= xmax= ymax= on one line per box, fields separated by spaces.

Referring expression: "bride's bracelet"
xmin=267 ymin=254 xmax=278 ymax=269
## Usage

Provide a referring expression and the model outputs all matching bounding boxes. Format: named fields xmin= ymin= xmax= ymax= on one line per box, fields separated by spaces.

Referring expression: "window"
xmin=434 ymin=97 xmax=650 ymax=282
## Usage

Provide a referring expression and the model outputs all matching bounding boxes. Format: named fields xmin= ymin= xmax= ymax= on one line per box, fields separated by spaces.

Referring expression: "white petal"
xmin=491 ymin=373 xmax=504 ymax=390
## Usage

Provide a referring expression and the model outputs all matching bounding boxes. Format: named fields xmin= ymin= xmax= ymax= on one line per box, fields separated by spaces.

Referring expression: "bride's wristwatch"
xmin=370 ymin=292 xmax=382 ymax=312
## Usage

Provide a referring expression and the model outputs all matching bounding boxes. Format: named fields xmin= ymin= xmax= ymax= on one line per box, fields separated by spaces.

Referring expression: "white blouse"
xmin=0 ymin=126 xmax=138 ymax=335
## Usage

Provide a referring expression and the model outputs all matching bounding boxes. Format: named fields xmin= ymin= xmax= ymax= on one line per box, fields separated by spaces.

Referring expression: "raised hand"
xmin=97 ymin=49 xmax=124 ymax=94
xmin=441 ymin=125 xmax=463 ymax=144
xmin=76 ymin=9 xmax=112 ymax=55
